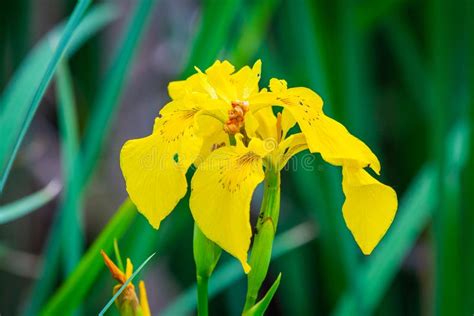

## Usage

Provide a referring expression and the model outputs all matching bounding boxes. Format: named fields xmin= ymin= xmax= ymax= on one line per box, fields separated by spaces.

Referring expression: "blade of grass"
xmin=161 ymin=222 xmax=317 ymax=316
xmin=333 ymin=120 xmax=470 ymax=315
xmin=229 ymin=0 xmax=280 ymax=67
xmin=0 ymin=0 xmax=92 ymax=192
xmin=463 ymin=1 xmax=474 ymax=313
xmin=243 ymin=273 xmax=282 ymax=316
xmin=98 ymin=252 xmax=155 ymax=316
xmin=430 ymin=1 xmax=460 ymax=315
xmin=18 ymin=6 xmax=120 ymax=315
xmin=39 ymin=199 xmax=137 ymax=316
xmin=0 ymin=3 xmax=118 ymax=192
xmin=0 ymin=181 xmax=61 ymax=224
xmin=383 ymin=15 xmax=429 ymax=115
xmin=181 ymin=0 xmax=240 ymax=76
xmin=25 ymin=1 xmax=158 ymax=313
xmin=56 ymin=61 xmax=83 ymax=274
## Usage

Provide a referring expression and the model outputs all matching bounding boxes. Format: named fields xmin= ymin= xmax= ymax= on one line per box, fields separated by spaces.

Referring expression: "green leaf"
xmin=39 ymin=199 xmax=137 ymax=316
xmin=55 ymin=61 xmax=83 ymax=274
xmin=0 ymin=0 xmax=107 ymax=192
xmin=181 ymin=0 xmax=240 ymax=76
xmin=0 ymin=181 xmax=61 ymax=224
xmin=229 ymin=0 xmax=280 ymax=67
xmin=161 ymin=222 xmax=316 ymax=316
xmin=98 ymin=252 xmax=155 ymax=316
xmin=243 ymin=273 xmax=282 ymax=316
xmin=25 ymin=1 xmax=157 ymax=313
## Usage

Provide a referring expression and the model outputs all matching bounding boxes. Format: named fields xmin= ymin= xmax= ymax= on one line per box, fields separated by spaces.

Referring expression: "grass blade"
xmin=229 ymin=0 xmax=280 ymax=67
xmin=243 ymin=273 xmax=282 ymax=316
xmin=0 ymin=181 xmax=61 ymax=224
xmin=161 ymin=222 xmax=316 ymax=316
xmin=98 ymin=252 xmax=155 ymax=316
xmin=56 ymin=61 xmax=83 ymax=274
xmin=181 ymin=0 xmax=240 ymax=76
xmin=0 ymin=0 xmax=92 ymax=192
xmin=39 ymin=199 xmax=137 ymax=316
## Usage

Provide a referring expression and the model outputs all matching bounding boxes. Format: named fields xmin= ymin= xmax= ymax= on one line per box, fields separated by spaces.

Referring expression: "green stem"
xmin=193 ymin=224 xmax=221 ymax=316
xmin=243 ymin=167 xmax=281 ymax=311
xmin=197 ymin=276 xmax=209 ymax=316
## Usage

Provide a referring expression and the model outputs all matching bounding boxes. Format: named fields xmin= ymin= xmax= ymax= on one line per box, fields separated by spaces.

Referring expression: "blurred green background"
xmin=0 ymin=0 xmax=473 ymax=315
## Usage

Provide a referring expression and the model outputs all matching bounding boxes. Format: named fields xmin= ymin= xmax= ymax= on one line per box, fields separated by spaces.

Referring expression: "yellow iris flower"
xmin=120 ymin=60 xmax=397 ymax=273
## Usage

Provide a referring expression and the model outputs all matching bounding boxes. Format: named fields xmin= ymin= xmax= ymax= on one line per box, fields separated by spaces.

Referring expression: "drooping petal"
xmin=190 ymin=144 xmax=265 ymax=273
xmin=120 ymin=131 xmax=188 ymax=229
xmin=270 ymin=78 xmax=380 ymax=173
xmin=121 ymin=98 xmax=204 ymax=229
xmin=342 ymin=167 xmax=397 ymax=254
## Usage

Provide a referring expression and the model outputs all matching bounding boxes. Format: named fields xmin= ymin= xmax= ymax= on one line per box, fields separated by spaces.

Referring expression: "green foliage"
xmin=1 ymin=0 xmax=473 ymax=315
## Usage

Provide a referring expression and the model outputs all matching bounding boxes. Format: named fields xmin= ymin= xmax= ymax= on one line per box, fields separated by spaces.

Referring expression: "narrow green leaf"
xmin=0 ymin=0 xmax=93 ymax=192
xmin=0 ymin=181 xmax=61 ymax=224
xmin=26 ymin=1 xmax=157 ymax=312
xmin=55 ymin=61 xmax=84 ymax=274
xmin=161 ymin=222 xmax=316 ymax=316
xmin=98 ymin=252 xmax=155 ymax=316
xmin=243 ymin=273 xmax=282 ymax=316
xmin=113 ymin=239 xmax=125 ymax=272
xmin=229 ymin=0 xmax=280 ymax=67
xmin=181 ymin=0 xmax=240 ymax=76
xmin=39 ymin=199 xmax=137 ymax=316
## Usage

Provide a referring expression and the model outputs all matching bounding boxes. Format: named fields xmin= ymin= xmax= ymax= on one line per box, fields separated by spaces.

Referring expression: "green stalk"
xmin=196 ymin=276 xmax=209 ymax=316
xmin=193 ymin=224 xmax=221 ymax=316
xmin=243 ymin=167 xmax=280 ymax=312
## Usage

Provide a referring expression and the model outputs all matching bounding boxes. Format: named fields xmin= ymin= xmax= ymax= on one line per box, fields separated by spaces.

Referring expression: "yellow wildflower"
xmin=120 ymin=60 xmax=397 ymax=273
xmin=101 ymin=250 xmax=151 ymax=316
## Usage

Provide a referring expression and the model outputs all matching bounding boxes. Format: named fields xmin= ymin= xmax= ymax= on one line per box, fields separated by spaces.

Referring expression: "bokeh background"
xmin=1 ymin=0 xmax=473 ymax=315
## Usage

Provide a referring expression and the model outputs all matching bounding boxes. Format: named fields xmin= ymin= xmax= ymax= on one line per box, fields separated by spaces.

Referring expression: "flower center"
xmin=224 ymin=100 xmax=249 ymax=134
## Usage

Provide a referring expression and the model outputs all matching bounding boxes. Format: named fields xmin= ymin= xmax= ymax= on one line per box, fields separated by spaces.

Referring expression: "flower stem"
xmin=243 ymin=167 xmax=281 ymax=312
xmin=196 ymin=275 xmax=209 ymax=316
xmin=193 ymin=224 xmax=221 ymax=316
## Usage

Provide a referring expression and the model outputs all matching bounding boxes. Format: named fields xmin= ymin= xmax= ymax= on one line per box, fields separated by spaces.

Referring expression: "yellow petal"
xmin=125 ymin=258 xmax=133 ymax=280
xmin=121 ymin=100 xmax=203 ymax=229
xmin=232 ymin=60 xmax=262 ymax=99
xmin=270 ymin=80 xmax=380 ymax=173
xmin=253 ymin=106 xmax=277 ymax=141
xmin=205 ymin=60 xmax=236 ymax=102
xmin=342 ymin=167 xmax=398 ymax=254
xmin=190 ymin=146 xmax=265 ymax=273
xmin=280 ymin=109 xmax=296 ymax=138
xmin=275 ymin=133 xmax=308 ymax=169
xmin=194 ymin=127 xmax=229 ymax=166
xmin=139 ymin=281 xmax=151 ymax=316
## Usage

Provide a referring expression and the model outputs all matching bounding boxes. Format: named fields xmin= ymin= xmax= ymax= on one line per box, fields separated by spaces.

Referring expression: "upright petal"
xmin=232 ymin=60 xmax=262 ymax=99
xmin=205 ymin=60 xmax=237 ymax=102
xmin=190 ymin=145 xmax=265 ymax=273
xmin=342 ymin=167 xmax=397 ymax=254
